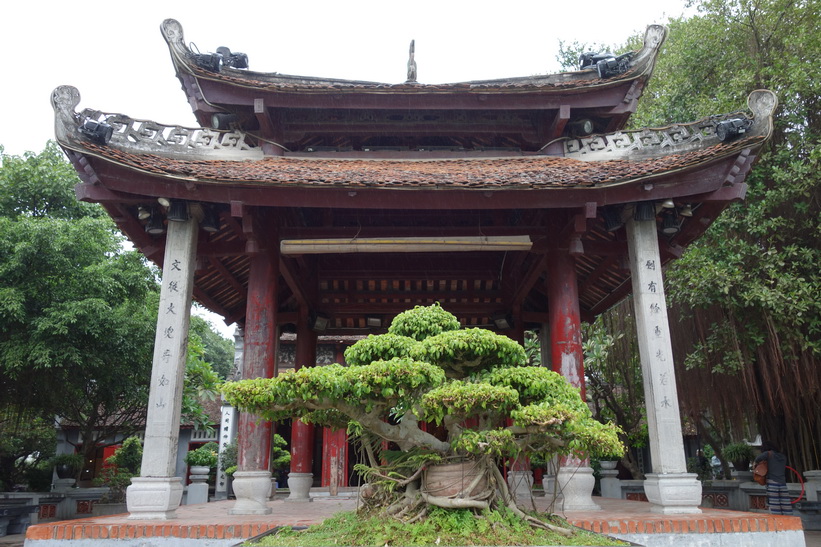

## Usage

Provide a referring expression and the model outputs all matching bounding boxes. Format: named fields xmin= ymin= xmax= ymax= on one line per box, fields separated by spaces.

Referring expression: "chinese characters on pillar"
xmin=641 ymin=258 xmax=676 ymax=412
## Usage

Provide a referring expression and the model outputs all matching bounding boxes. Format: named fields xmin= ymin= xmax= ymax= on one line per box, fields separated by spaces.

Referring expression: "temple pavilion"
xmin=51 ymin=19 xmax=776 ymax=519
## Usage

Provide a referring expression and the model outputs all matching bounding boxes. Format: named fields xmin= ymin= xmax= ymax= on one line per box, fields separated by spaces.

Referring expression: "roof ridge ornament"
xmin=406 ymin=40 xmax=417 ymax=83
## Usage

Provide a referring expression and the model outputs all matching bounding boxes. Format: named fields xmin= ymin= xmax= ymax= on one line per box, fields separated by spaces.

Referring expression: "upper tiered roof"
xmin=160 ymin=19 xmax=667 ymax=154
xmin=51 ymin=20 xmax=777 ymax=333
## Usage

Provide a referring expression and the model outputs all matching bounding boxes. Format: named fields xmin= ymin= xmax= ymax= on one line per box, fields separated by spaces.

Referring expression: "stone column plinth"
xmin=556 ymin=462 xmax=601 ymax=511
xmin=287 ymin=472 xmax=314 ymax=503
xmin=644 ymin=473 xmax=703 ymax=514
xmin=127 ymin=477 xmax=184 ymax=520
xmin=230 ymin=471 xmax=272 ymax=515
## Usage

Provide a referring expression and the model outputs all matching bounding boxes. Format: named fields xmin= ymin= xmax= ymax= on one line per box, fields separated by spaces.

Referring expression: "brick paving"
xmin=22 ymin=495 xmax=808 ymax=545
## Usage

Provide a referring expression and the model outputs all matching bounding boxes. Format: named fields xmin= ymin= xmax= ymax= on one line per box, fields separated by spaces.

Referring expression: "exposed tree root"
xmin=362 ymin=457 xmax=574 ymax=538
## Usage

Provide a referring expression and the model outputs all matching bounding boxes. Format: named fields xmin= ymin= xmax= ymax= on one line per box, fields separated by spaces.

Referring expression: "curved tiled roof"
xmin=160 ymin=19 xmax=667 ymax=94
xmin=74 ymin=137 xmax=762 ymax=190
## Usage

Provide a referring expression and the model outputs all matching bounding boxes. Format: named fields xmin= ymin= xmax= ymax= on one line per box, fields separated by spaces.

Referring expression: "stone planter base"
xmin=230 ymin=471 xmax=273 ymax=514
xmin=286 ymin=473 xmax=313 ymax=503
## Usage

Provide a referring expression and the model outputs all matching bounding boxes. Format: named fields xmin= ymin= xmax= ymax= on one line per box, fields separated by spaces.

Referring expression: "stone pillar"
xmin=215 ymin=328 xmax=243 ymax=500
xmin=626 ymin=214 xmax=701 ymax=514
xmin=231 ymin=249 xmax=279 ymax=515
xmin=127 ymin=216 xmax=198 ymax=519
xmin=287 ymin=305 xmax=317 ymax=502
xmin=547 ymin=247 xmax=600 ymax=511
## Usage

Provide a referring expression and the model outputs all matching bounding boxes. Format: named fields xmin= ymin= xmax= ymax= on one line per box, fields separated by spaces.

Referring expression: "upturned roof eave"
xmin=51 ymin=86 xmax=777 ymax=206
xmin=160 ymin=19 xmax=667 ymax=96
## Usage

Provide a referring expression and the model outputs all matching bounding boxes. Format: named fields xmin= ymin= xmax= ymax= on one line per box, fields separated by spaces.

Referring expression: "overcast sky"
xmin=2 ymin=0 xmax=694 ymax=158
xmin=1 ymin=0 xmax=692 ymax=336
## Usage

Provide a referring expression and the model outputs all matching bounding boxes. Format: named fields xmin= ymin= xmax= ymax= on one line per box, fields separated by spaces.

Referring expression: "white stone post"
xmin=626 ymin=215 xmax=701 ymax=514
xmin=215 ymin=328 xmax=243 ymax=500
xmin=127 ymin=216 xmax=198 ymax=519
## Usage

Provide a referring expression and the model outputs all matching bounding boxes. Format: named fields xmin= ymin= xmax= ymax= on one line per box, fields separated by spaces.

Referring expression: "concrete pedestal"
xmin=186 ymin=468 xmax=210 ymax=505
xmin=126 ymin=477 xmax=184 ymax=520
xmin=286 ymin=472 xmax=314 ymax=502
xmin=644 ymin=473 xmax=702 ymax=514
xmin=556 ymin=464 xmax=601 ymax=511
xmin=600 ymin=468 xmax=621 ymax=499
xmin=230 ymin=471 xmax=273 ymax=515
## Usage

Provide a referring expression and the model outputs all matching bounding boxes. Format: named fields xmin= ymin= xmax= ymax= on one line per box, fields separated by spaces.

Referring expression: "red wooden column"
xmin=287 ymin=304 xmax=317 ymax=501
xmin=231 ymin=246 xmax=278 ymax=515
xmin=322 ymin=344 xmax=349 ymax=491
xmin=546 ymin=246 xmax=600 ymax=510
xmin=547 ymin=249 xmax=584 ymax=397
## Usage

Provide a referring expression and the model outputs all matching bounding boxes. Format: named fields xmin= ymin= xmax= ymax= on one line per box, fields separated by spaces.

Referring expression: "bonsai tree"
xmin=223 ymin=303 xmax=622 ymax=533
xmin=94 ymin=437 xmax=142 ymax=503
xmin=184 ymin=442 xmax=219 ymax=469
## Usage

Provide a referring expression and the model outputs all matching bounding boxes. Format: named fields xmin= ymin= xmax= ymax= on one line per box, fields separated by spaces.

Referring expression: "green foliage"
xmin=421 ymin=381 xmax=519 ymax=425
xmin=722 ymin=442 xmax=755 ymax=466
xmin=184 ymin=442 xmax=219 ymax=467
xmin=628 ymin=0 xmax=821 ymax=470
xmin=49 ymin=453 xmax=84 ymax=471
xmin=250 ymin=508 xmax=625 ymax=546
xmin=0 ymin=142 xmax=102 ymax=220
xmin=107 ymin=437 xmax=142 ymax=474
xmin=387 ymin=302 xmax=460 ymax=341
xmin=0 ymin=410 xmax=55 ymax=490
xmin=182 ymin=334 xmax=221 ymax=431
xmin=190 ymin=314 xmax=235 ymax=379
xmin=224 ymin=303 xmax=622 ymax=467
xmin=271 ymin=433 xmax=291 ymax=471
xmin=411 ymin=328 xmax=527 ymax=377
xmin=344 ymin=333 xmax=417 ymax=366
xmin=94 ymin=439 xmax=142 ymax=503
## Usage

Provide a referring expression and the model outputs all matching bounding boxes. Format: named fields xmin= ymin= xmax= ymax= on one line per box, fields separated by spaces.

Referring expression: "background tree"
xmin=190 ymin=314 xmax=235 ymax=379
xmin=0 ymin=143 xmax=229 ymax=486
xmin=644 ymin=0 xmax=821 ymax=473
xmin=583 ymin=308 xmax=648 ymax=479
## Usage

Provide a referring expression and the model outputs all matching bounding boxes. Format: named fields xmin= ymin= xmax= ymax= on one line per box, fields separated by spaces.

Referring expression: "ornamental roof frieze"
xmin=52 ymin=85 xmax=776 ymax=190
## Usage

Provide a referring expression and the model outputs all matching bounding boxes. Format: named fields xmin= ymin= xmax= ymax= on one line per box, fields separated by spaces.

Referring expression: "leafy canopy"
xmin=223 ymin=303 xmax=622 ymax=462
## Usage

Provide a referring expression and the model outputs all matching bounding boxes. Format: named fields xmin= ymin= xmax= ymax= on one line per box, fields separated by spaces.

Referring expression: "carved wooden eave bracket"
xmin=51 ymin=85 xmax=264 ymax=162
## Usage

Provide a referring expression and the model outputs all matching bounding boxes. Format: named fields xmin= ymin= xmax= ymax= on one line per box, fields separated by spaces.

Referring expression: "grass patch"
xmin=246 ymin=507 xmax=627 ymax=546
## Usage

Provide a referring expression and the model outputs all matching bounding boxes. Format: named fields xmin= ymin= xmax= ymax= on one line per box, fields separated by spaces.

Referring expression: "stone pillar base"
xmin=556 ymin=466 xmax=601 ymax=511
xmin=230 ymin=471 xmax=273 ymax=515
xmin=644 ymin=473 xmax=702 ymax=514
xmin=286 ymin=472 xmax=313 ymax=502
xmin=127 ymin=477 xmax=183 ymax=520
xmin=507 ymin=470 xmax=534 ymax=505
